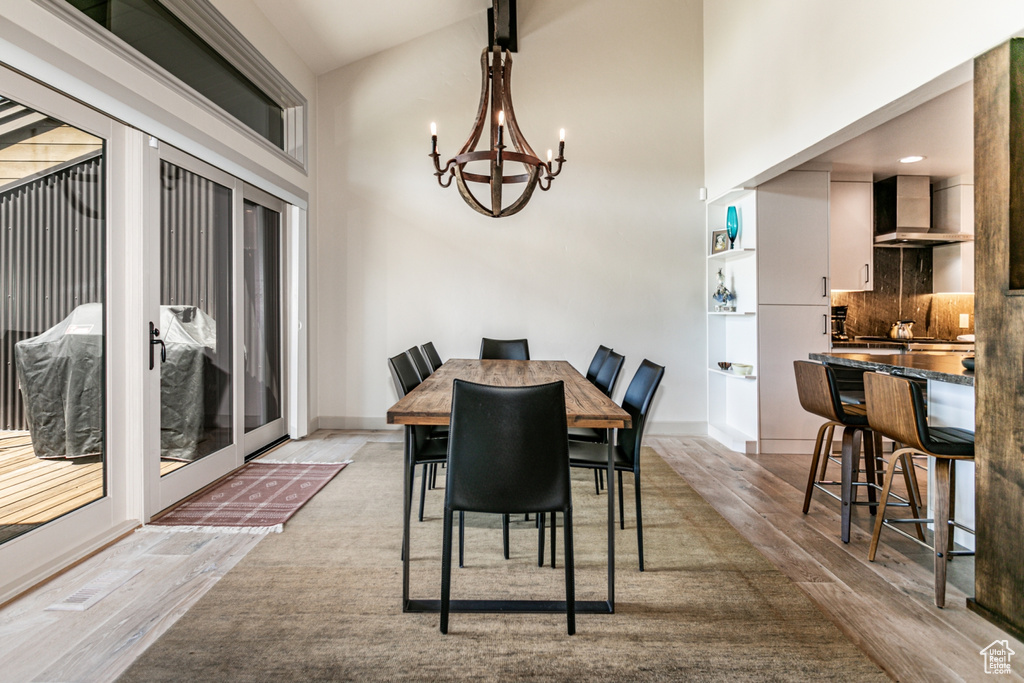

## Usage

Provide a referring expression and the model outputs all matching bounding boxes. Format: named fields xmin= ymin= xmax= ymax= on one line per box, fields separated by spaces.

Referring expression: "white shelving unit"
xmin=706 ymin=189 xmax=758 ymax=454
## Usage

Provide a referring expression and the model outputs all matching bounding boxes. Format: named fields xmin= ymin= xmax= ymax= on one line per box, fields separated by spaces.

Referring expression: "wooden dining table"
xmin=386 ymin=358 xmax=632 ymax=615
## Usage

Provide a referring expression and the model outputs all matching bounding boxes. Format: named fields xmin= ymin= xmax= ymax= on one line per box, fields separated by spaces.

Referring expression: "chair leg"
xmin=864 ymin=431 xmax=878 ymax=515
xmin=618 ymin=471 xmax=625 ymax=530
xmin=635 ymin=470 xmax=644 ymax=572
xmin=818 ymin=423 xmax=836 ymax=480
xmin=898 ymin=451 xmax=926 ymax=541
xmin=551 ymin=511 xmax=557 ymax=569
xmin=440 ymin=508 xmax=454 ymax=634
xmin=948 ymin=462 xmax=957 ymax=557
xmin=419 ymin=464 xmax=428 ymax=522
xmin=502 ymin=514 xmax=510 ymax=560
xmin=538 ymin=512 xmax=546 ymax=567
xmin=868 ymin=449 xmax=903 ymax=561
xmin=459 ymin=511 xmax=465 ymax=568
xmin=840 ymin=426 xmax=862 ymax=544
xmin=564 ymin=507 xmax=576 ymax=636
xmin=803 ymin=421 xmax=831 ymax=514
xmin=593 ymin=470 xmax=601 ymax=495
xmin=599 ymin=469 xmax=605 ymax=490
xmin=934 ymin=458 xmax=952 ymax=608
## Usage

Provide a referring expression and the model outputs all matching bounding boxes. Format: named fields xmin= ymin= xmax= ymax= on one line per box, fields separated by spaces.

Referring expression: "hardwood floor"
xmin=649 ymin=434 xmax=1023 ymax=682
xmin=0 ymin=428 xmax=1018 ymax=682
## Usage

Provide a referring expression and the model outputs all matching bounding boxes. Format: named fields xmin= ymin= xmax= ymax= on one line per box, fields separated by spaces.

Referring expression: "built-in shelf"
xmin=708 ymin=248 xmax=755 ymax=262
xmin=708 ymin=310 xmax=756 ymax=316
xmin=708 ymin=368 xmax=757 ymax=380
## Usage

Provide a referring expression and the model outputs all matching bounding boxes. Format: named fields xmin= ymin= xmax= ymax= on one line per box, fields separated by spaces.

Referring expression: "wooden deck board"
xmin=0 ymin=431 xmax=187 ymax=529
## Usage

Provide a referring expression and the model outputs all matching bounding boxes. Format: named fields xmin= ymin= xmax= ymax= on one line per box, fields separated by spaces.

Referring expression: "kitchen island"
xmin=810 ymin=351 xmax=975 ymax=550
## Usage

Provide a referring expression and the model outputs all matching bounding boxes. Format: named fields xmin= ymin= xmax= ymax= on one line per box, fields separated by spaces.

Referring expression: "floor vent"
xmin=46 ymin=569 xmax=143 ymax=612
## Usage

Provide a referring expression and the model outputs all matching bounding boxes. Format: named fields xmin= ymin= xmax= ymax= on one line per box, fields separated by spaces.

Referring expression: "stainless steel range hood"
xmin=873 ymin=175 xmax=974 ymax=247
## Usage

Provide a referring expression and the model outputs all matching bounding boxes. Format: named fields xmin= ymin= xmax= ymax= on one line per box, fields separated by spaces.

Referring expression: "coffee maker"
xmin=831 ymin=305 xmax=849 ymax=341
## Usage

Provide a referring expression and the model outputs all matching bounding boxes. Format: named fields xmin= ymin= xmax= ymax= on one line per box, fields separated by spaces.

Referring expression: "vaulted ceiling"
xmin=248 ymin=0 xmax=487 ymax=75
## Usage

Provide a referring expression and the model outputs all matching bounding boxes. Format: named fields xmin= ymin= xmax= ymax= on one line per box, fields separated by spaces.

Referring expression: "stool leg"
xmin=899 ymin=451 xmax=926 ymax=542
xmin=840 ymin=426 xmax=862 ymax=544
xmin=933 ymin=458 xmax=952 ymax=608
xmin=803 ymin=421 xmax=831 ymax=514
xmin=948 ymin=462 xmax=957 ymax=557
xmin=819 ymin=424 xmax=836 ymax=480
xmin=864 ymin=430 xmax=878 ymax=515
xmin=868 ymin=450 xmax=903 ymax=561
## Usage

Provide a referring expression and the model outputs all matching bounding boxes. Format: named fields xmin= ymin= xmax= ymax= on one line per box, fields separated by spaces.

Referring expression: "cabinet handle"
xmin=823 ymin=314 xmax=828 ymax=336
xmin=864 ymin=263 xmax=870 ymax=284
xmin=822 ymin=276 xmax=828 ymax=298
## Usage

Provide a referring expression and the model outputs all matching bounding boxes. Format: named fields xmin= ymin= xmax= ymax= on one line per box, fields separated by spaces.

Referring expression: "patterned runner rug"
xmin=150 ymin=461 xmax=348 ymax=533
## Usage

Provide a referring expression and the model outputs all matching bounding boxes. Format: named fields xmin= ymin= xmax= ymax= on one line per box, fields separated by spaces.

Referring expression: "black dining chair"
xmin=388 ymin=352 xmax=448 ymax=523
xmin=407 ymin=345 xmax=433 ymax=381
xmin=585 ymin=345 xmax=612 ymax=383
xmin=421 ymin=341 xmax=444 ymax=372
xmin=570 ymin=351 xmax=626 ymax=494
xmin=479 ymin=337 xmax=530 ymax=360
xmin=568 ymin=359 xmax=664 ymax=571
xmin=440 ymin=379 xmax=575 ymax=635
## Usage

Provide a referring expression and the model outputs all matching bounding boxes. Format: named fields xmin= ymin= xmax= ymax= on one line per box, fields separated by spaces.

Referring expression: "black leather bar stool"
xmin=793 ymin=360 xmax=882 ymax=543
xmin=864 ymin=371 xmax=975 ymax=608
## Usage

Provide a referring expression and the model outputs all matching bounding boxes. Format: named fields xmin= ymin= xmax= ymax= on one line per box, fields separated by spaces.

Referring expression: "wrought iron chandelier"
xmin=430 ymin=0 xmax=566 ymax=218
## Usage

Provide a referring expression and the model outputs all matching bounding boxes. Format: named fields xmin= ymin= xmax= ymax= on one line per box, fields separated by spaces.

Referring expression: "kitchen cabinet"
xmin=829 ymin=180 xmax=873 ymax=291
xmin=757 ymin=304 xmax=831 ymax=446
xmin=932 ymin=177 xmax=974 ymax=293
xmin=758 ymin=171 xmax=830 ymax=305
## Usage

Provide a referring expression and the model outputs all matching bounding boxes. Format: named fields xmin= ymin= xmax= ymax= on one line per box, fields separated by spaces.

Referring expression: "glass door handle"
xmin=150 ymin=322 xmax=167 ymax=370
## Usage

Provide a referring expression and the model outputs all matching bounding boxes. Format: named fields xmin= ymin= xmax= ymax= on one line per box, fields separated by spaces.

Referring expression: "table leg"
xmin=402 ymin=425 xmax=413 ymax=611
xmin=607 ymin=428 xmax=615 ymax=612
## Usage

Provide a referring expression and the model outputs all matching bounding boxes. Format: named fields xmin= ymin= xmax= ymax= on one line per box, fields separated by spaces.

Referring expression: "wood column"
xmin=969 ymin=38 xmax=1024 ymax=641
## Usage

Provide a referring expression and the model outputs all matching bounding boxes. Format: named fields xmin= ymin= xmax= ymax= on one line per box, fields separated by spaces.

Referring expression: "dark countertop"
xmin=809 ymin=352 xmax=975 ymax=387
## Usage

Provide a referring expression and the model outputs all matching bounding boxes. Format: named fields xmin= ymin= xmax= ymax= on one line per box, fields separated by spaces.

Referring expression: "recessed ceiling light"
xmin=899 ymin=155 xmax=925 ymax=164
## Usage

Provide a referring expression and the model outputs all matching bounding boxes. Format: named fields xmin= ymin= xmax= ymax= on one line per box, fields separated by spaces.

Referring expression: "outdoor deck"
xmin=0 ymin=432 xmax=184 ymax=542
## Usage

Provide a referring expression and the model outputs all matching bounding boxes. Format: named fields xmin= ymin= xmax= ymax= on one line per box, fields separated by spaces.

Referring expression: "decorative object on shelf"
xmin=726 ymin=205 xmax=739 ymax=249
xmin=712 ymin=268 xmax=736 ymax=312
xmin=732 ymin=363 xmax=753 ymax=376
xmin=962 ymin=356 xmax=975 ymax=371
xmin=711 ymin=230 xmax=729 ymax=254
xmin=717 ymin=361 xmax=732 ymax=371
xmin=429 ymin=0 xmax=565 ymax=218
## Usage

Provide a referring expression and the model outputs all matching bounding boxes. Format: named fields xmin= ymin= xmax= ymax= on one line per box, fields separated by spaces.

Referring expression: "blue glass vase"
xmin=726 ymin=206 xmax=739 ymax=249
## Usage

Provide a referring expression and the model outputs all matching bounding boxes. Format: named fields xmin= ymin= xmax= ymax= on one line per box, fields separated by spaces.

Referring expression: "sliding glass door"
xmin=146 ymin=145 xmax=287 ymax=514
xmin=242 ymin=187 xmax=286 ymax=453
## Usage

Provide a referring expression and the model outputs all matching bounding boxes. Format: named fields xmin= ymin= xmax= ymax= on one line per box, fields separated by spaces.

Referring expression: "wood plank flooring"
xmin=0 ymin=428 xmax=1019 ymax=682
xmin=649 ymin=434 xmax=1024 ymax=682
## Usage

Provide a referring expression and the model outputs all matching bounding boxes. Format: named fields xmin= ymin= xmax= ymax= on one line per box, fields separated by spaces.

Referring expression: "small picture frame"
xmin=711 ymin=230 xmax=729 ymax=254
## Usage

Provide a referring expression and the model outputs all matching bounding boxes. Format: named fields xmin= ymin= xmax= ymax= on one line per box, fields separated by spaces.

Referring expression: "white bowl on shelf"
xmin=731 ymin=363 xmax=753 ymax=376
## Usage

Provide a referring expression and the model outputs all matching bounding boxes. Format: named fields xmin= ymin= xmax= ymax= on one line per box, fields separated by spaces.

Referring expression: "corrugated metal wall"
xmin=1 ymin=156 xmax=105 ymax=430
xmin=160 ymin=160 xmax=224 ymax=320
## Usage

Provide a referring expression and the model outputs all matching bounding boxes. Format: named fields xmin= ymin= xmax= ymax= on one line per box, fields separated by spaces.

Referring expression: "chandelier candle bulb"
xmin=547 ymin=149 xmax=553 ymax=163
xmin=559 ymin=128 xmax=565 ymax=142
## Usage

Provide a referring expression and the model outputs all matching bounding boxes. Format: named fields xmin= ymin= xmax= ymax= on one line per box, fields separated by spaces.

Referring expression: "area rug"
xmin=149 ymin=461 xmax=348 ymax=533
xmin=118 ymin=443 xmax=885 ymax=682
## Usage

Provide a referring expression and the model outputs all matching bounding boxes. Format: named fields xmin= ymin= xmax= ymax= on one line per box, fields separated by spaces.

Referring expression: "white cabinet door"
xmin=830 ymin=181 xmax=873 ymax=291
xmin=758 ymin=171 xmax=830 ymax=305
xmin=758 ymin=303 xmax=831 ymax=448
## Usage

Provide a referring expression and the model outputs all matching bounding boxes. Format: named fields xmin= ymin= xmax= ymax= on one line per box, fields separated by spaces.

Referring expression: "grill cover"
xmin=15 ymin=304 xmax=218 ymax=460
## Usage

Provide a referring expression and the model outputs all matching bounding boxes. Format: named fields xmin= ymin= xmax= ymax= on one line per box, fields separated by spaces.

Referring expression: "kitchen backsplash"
xmin=832 ymin=247 xmax=974 ymax=339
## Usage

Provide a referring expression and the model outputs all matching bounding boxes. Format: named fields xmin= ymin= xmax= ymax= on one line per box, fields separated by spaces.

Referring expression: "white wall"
xmin=704 ymin=0 xmax=1024 ymax=198
xmin=316 ymin=0 xmax=705 ymax=432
